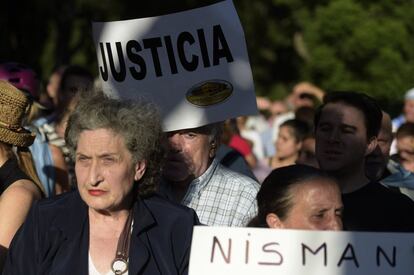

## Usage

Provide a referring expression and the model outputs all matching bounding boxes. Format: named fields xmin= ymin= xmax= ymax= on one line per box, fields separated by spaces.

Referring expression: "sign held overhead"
xmin=93 ymin=0 xmax=258 ymax=131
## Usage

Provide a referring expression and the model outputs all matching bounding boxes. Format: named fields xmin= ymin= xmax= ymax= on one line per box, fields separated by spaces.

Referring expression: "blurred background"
xmin=1 ymin=0 xmax=413 ymax=115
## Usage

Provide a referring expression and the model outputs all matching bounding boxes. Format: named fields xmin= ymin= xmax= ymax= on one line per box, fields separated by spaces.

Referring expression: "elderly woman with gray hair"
xmin=3 ymin=91 xmax=199 ymax=275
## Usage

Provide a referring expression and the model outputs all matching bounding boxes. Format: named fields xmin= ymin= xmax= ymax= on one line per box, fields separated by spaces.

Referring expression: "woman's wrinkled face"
xmin=268 ymin=179 xmax=343 ymax=231
xmin=75 ymin=128 xmax=146 ymax=213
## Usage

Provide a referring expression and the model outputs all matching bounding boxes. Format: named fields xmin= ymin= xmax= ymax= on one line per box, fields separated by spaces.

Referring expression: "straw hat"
xmin=0 ymin=80 xmax=36 ymax=147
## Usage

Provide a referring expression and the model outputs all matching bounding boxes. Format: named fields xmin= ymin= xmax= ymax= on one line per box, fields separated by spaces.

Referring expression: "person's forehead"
xmin=397 ymin=136 xmax=414 ymax=144
xmin=168 ymin=126 xmax=211 ymax=135
xmin=320 ymin=102 xmax=365 ymax=122
xmin=323 ymin=101 xmax=362 ymax=112
xmin=79 ymin=128 xmax=122 ymax=142
xmin=280 ymin=125 xmax=293 ymax=133
xmin=290 ymin=178 xmax=339 ymax=203
xmin=77 ymin=129 xmax=129 ymax=153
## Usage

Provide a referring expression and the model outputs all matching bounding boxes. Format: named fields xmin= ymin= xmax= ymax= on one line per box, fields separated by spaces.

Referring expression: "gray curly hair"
xmin=65 ymin=90 xmax=164 ymax=198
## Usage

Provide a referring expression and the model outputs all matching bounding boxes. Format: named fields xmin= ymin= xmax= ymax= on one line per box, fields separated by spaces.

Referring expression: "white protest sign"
xmin=189 ymin=226 xmax=414 ymax=275
xmin=92 ymin=0 xmax=257 ymax=131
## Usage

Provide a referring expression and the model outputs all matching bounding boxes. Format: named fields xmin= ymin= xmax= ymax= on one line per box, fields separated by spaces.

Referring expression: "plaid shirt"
xmin=161 ymin=158 xmax=260 ymax=226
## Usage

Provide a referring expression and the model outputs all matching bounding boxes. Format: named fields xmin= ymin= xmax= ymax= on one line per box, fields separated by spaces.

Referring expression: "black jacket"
xmin=3 ymin=191 xmax=199 ymax=274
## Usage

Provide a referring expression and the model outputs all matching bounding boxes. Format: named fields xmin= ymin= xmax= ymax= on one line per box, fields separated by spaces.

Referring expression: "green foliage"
xmin=2 ymin=0 xmax=413 ymax=115
xmin=295 ymin=0 xmax=414 ymax=114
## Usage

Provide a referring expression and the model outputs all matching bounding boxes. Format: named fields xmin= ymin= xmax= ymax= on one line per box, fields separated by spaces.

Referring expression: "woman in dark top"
xmin=3 ymin=91 xmax=199 ymax=275
xmin=0 ymin=80 xmax=43 ymax=269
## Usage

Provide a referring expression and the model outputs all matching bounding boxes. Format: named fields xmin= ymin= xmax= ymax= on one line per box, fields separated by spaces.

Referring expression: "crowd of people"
xmin=0 ymin=61 xmax=413 ymax=274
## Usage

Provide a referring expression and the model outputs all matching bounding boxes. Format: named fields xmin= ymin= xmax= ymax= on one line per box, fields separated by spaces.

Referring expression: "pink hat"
xmin=0 ymin=62 xmax=40 ymax=101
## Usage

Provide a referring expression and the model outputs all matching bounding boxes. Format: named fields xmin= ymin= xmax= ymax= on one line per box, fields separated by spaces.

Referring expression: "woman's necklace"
xmin=111 ymin=208 xmax=134 ymax=275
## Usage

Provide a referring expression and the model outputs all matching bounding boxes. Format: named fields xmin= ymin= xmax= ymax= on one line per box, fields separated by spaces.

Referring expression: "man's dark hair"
xmin=314 ymin=91 xmax=382 ymax=139
xmin=396 ymin=122 xmax=414 ymax=139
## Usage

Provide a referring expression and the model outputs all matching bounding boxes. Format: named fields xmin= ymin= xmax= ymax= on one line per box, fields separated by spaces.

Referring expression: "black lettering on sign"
xmin=164 ymin=36 xmax=178 ymax=74
xmin=99 ymin=43 xmax=109 ymax=81
xmin=245 ymin=233 xmax=250 ymax=264
xmin=258 ymin=242 xmax=283 ymax=265
xmin=212 ymin=25 xmax=234 ymax=66
xmin=177 ymin=32 xmax=199 ymax=72
xmin=376 ymin=246 xmax=396 ymax=267
xmin=337 ymin=243 xmax=359 ymax=268
xmin=98 ymin=25 xmax=236 ymax=81
xmin=107 ymin=42 xmax=127 ymax=82
xmin=302 ymin=243 xmax=327 ymax=266
xmin=143 ymin=37 xmax=163 ymax=77
xmin=126 ymin=40 xmax=146 ymax=80
xmin=197 ymin=28 xmax=211 ymax=68
xmin=210 ymin=236 xmax=232 ymax=264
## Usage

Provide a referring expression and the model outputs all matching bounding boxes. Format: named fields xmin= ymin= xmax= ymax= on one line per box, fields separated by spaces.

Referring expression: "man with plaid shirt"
xmin=160 ymin=122 xmax=259 ymax=226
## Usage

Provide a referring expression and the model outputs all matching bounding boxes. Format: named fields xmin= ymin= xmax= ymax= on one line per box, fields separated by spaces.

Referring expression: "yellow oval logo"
xmin=186 ymin=80 xmax=233 ymax=107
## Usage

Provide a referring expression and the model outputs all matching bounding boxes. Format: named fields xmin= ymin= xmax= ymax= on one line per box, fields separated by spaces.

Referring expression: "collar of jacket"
xmin=53 ymin=191 xmax=157 ymax=274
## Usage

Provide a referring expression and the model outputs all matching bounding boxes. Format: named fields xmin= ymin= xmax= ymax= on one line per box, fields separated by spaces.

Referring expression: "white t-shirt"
xmin=88 ymin=253 xmax=129 ymax=275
